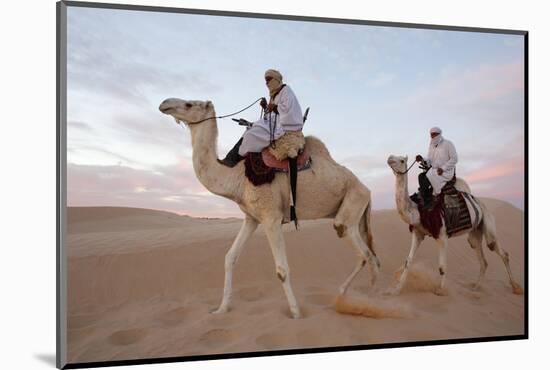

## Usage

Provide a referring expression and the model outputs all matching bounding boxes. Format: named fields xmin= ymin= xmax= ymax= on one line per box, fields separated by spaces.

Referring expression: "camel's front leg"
xmin=435 ymin=236 xmax=449 ymax=296
xmin=388 ymin=230 xmax=421 ymax=295
xmin=264 ymin=220 xmax=301 ymax=319
xmin=211 ymin=217 xmax=258 ymax=314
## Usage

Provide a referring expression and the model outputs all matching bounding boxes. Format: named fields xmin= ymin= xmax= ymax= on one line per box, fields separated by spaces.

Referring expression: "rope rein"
xmin=394 ymin=160 xmax=418 ymax=175
xmin=186 ymin=98 xmax=264 ymax=125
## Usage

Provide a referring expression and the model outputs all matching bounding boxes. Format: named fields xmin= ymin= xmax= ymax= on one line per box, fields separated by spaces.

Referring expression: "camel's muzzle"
xmin=159 ymin=98 xmax=184 ymax=114
xmin=159 ymin=102 xmax=174 ymax=114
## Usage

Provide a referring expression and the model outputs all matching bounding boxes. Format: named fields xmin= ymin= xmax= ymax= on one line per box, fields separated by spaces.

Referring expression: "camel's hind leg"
xmin=487 ymin=240 xmax=523 ymax=294
xmin=338 ymin=225 xmax=375 ymax=295
xmin=264 ymin=219 xmax=301 ymax=319
xmin=212 ymin=216 xmax=258 ymax=314
xmin=467 ymin=227 xmax=487 ymax=290
xmin=334 ymin=188 xmax=379 ymax=294
xmin=481 ymin=207 xmax=524 ymax=295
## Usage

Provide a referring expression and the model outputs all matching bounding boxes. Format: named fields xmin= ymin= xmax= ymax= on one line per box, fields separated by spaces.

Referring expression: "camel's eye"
xmin=185 ymin=103 xmax=193 ymax=109
xmin=400 ymin=160 xmax=404 ymax=163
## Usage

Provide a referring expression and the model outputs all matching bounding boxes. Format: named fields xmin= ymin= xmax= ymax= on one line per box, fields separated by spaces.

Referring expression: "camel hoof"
xmin=368 ymin=275 xmax=378 ymax=289
xmin=290 ymin=309 xmax=302 ymax=319
xmin=384 ymin=287 xmax=401 ymax=296
xmin=434 ymin=287 xmax=448 ymax=296
xmin=210 ymin=307 xmax=229 ymax=314
xmin=512 ymin=283 xmax=524 ymax=295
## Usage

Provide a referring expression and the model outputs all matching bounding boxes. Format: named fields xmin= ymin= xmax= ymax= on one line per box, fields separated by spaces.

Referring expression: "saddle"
xmin=262 ymin=147 xmax=311 ymax=172
xmin=243 ymin=144 xmax=311 ymax=185
xmin=244 ymin=131 xmax=312 ymax=185
xmin=441 ymin=184 xmax=472 ymax=237
xmin=412 ymin=176 xmax=473 ymax=238
xmin=244 ymin=131 xmax=312 ymax=229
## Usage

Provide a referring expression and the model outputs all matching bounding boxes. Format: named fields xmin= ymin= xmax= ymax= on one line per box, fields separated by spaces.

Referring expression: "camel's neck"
xmin=394 ymin=172 xmax=417 ymax=225
xmin=189 ymin=117 xmax=242 ymax=202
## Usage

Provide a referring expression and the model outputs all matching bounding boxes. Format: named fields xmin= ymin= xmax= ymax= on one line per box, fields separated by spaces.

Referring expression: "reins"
xmin=186 ymin=98 xmax=264 ymax=125
xmin=394 ymin=160 xmax=417 ymax=175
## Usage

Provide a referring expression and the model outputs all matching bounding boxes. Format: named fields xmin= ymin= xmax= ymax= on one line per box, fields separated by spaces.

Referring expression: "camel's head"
xmin=159 ymin=98 xmax=214 ymax=126
xmin=387 ymin=154 xmax=408 ymax=174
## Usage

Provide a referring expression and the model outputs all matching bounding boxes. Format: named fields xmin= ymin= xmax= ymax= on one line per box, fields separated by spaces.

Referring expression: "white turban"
xmin=265 ymin=69 xmax=284 ymax=98
xmin=265 ymin=69 xmax=283 ymax=82
xmin=430 ymin=127 xmax=442 ymax=135
xmin=430 ymin=127 xmax=443 ymax=146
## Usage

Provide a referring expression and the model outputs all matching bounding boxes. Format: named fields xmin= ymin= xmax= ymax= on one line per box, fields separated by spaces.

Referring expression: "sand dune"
xmin=66 ymin=200 xmax=525 ymax=364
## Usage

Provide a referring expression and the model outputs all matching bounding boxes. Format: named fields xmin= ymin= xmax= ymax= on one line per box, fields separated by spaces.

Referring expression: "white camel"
xmin=159 ymin=98 xmax=380 ymax=318
xmin=386 ymin=155 xmax=523 ymax=296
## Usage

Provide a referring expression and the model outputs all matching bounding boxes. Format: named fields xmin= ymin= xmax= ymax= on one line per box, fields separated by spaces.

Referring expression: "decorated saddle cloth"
xmin=417 ymin=181 xmax=482 ymax=238
xmin=244 ymin=131 xmax=312 ymax=186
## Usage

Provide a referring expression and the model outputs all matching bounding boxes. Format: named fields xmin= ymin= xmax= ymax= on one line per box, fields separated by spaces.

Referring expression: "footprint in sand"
xmin=157 ymin=307 xmax=187 ymax=327
xmin=255 ymin=332 xmax=289 ymax=349
xmin=109 ymin=328 xmax=148 ymax=346
xmin=199 ymin=329 xmax=238 ymax=348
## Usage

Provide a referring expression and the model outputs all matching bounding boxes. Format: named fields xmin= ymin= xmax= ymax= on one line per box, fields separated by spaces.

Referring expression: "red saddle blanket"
xmin=414 ymin=182 xmax=472 ymax=239
xmin=244 ymin=149 xmax=311 ymax=186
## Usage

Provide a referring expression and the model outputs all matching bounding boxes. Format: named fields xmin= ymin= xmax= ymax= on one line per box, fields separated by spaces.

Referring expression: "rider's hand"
xmin=437 ymin=168 xmax=443 ymax=176
xmin=260 ymin=98 xmax=267 ymax=109
xmin=267 ymin=103 xmax=278 ymax=113
xmin=415 ymin=155 xmax=423 ymax=163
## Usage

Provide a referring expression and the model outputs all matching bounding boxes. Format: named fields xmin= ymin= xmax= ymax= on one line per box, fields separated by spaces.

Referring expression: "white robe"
xmin=425 ymin=138 xmax=458 ymax=195
xmin=238 ymin=85 xmax=303 ymax=156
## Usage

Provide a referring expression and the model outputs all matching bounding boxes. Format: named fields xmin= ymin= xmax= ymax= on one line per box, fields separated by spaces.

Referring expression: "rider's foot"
xmin=410 ymin=192 xmax=421 ymax=204
xmin=218 ymin=155 xmax=244 ymax=167
xmin=219 ymin=138 xmax=244 ymax=167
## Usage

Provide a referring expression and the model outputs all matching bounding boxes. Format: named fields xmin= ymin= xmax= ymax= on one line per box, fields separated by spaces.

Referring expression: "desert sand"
xmin=66 ymin=199 xmax=525 ymax=364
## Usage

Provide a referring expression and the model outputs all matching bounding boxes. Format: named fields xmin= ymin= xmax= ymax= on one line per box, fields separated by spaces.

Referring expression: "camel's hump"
xmin=305 ymin=135 xmax=334 ymax=160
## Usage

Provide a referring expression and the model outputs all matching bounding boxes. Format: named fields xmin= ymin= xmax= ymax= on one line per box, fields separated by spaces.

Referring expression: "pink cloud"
xmin=404 ymin=61 xmax=524 ymax=114
xmin=462 ymin=157 xmax=524 ymax=209
xmin=67 ymin=162 xmax=242 ymax=218
xmin=464 ymin=158 xmax=524 ymax=184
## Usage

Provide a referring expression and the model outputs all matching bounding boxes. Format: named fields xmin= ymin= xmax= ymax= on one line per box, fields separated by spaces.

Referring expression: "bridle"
xmin=392 ymin=159 xmax=417 ymax=175
xmin=185 ymin=98 xmax=264 ymax=125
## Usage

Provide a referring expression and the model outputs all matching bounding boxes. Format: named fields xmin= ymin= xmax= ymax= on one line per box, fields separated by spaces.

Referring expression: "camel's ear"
xmin=205 ymin=100 xmax=213 ymax=109
xmin=405 ymin=155 xmax=408 ymax=162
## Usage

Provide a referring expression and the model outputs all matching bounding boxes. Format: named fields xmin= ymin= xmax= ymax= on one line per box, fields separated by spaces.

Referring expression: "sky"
xmin=66 ymin=6 xmax=525 ymax=218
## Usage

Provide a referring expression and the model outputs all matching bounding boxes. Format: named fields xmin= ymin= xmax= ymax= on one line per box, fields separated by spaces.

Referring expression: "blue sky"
xmin=66 ymin=6 xmax=525 ymax=217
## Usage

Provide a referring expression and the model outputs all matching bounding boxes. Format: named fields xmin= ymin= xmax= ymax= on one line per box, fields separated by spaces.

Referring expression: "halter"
xmin=185 ymin=98 xmax=264 ymax=125
xmin=393 ymin=160 xmax=417 ymax=175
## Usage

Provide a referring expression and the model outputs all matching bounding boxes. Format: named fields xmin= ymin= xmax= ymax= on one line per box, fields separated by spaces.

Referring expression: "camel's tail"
xmin=478 ymin=200 xmax=497 ymax=249
xmin=360 ymin=200 xmax=376 ymax=256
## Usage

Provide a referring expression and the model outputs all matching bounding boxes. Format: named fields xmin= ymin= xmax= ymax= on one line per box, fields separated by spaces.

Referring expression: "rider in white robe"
xmin=219 ymin=69 xmax=303 ymax=167
xmin=238 ymin=82 xmax=303 ymax=156
xmin=417 ymin=127 xmax=458 ymax=196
